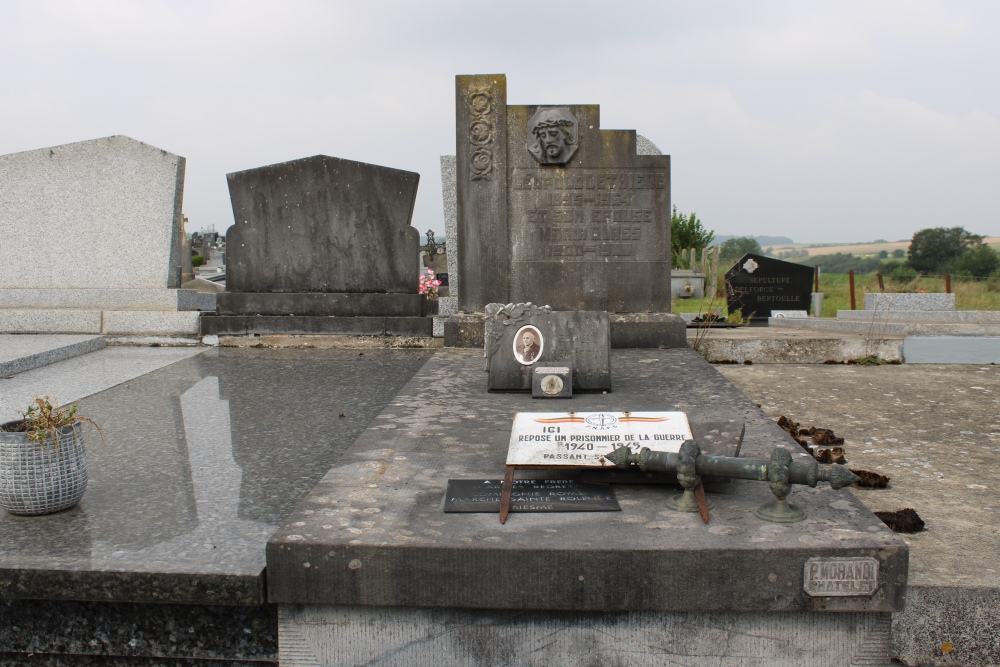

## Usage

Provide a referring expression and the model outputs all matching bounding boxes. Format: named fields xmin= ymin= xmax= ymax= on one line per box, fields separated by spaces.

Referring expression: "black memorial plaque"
xmin=443 ymin=479 xmax=619 ymax=513
xmin=725 ymin=253 xmax=814 ymax=320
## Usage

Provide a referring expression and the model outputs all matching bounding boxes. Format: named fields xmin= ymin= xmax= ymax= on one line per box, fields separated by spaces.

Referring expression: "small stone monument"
xmin=0 ymin=136 xmax=198 ymax=335
xmin=484 ymin=303 xmax=610 ymax=391
xmin=447 ymin=74 xmax=684 ymax=349
xmin=725 ymin=253 xmax=814 ymax=320
xmin=203 ymin=155 xmax=431 ymax=337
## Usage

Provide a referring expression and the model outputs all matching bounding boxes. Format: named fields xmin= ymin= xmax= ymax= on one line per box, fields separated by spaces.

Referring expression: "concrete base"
xmin=445 ymin=312 xmax=687 ymax=349
xmin=694 ymin=331 xmax=904 ymax=364
xmin=903 ymin=336 xmax=1000 ymax=363
xmin=280 ymin=605 xmax=892 ymax=667
xmin=201 ymin=315 xmax=433 ymax=337
xmin=769 ymin=316 xmax=1000 ymax=337
xmin=0 ymin=334 xmax=106 ymax=376
xmin=0 ymin=288 xmax=197 ymax=310
xmin=837 ymin=309 xmax=1000 ymax=323
xmin=217 ymin=292 xmax=423 ymax=317
xmin=0 ymin=309 xmax=200 ymax=335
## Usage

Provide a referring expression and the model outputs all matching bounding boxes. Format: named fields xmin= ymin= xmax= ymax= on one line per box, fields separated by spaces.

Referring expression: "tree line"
xmin=672 ymin=209 xmax=999 ymax=279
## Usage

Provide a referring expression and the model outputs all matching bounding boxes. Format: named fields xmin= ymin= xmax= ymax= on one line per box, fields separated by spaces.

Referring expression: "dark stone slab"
xmin=484 ymin=304 xmax=610 ymax=391
xmin=216 ymin=292 xmax=423 ymax=317
xmin=0 ymin=348 xmax=433 ymax=605
xmin=225 ymin=155 xmax=419 ymax=294
xmin=444 ymin=312 xmax=485 ymax=348
xmin=455 ymin=74 xmax=673 ymax=313
xmin=267 ymin=348 xmax=908 ymax=612
xmin=446 ymin=312 xmax=687 ymax=350
xmin=0 ymin=599 xmax=275 ymax=665
xmin=726 ymin=253 xmax=814 ymax=320
xmin=200 ymin=315 xmax=433 ymax=337
xmin=609 ymin=312 xmax=687 ymax=348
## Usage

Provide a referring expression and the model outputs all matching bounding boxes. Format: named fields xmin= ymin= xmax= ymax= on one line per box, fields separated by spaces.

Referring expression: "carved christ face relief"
xmin=527 ymin=107 xmax=578 ymax=166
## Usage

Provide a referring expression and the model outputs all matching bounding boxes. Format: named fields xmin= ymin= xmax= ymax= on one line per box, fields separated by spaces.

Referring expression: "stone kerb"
xmin=865 ymin=293 xmax=956 ymax=312
xmin=0 ymin=136 xmax=186 ymax=291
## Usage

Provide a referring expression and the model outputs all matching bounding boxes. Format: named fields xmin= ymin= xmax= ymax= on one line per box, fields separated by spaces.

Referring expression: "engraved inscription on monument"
xmin=511 ymin=168 xmax=668 ymax=263
xmin=803 ymin=557 xmax=880 ymax=596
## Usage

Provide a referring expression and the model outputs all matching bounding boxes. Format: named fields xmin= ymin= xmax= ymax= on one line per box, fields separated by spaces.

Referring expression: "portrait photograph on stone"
xmin=3 ymin=4 xmax=1000 ymax=664
xmin=512 ymin=325 xmax=543 ymax=365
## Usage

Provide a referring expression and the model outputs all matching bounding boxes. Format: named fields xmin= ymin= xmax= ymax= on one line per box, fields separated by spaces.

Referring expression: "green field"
xmin=672 ymin=272 xmax=1000 ymax=317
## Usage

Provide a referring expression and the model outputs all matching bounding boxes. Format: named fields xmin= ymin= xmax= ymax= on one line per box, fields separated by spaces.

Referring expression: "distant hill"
xmin=713 ymin=235 xmax=794 ymax=246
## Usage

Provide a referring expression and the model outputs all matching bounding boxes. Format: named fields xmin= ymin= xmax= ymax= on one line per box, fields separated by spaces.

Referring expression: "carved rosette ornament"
xmin=468 ymin=91 xmax=495 ymax=181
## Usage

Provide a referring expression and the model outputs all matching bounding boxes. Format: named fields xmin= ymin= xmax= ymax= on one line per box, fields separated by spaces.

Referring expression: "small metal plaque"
xmin=443 ymin=479 xmax=619 ymax=513
xmin=771 ymin=310 xmax=809 ymax=319
xmin=532 ymin=365 xmax=572 ymax=398
xmin=507 ymin=411 xmax=692 ymax=467
xmin=803 ymin=557 xmax=880 ymax=596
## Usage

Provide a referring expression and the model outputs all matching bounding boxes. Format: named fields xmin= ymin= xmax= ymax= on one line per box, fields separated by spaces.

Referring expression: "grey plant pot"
xmin=0 ymin=422 xmax=88 ymax=515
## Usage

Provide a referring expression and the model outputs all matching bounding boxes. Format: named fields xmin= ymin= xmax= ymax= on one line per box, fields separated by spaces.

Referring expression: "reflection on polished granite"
xmin=0 ymin=347 xmax=433 ymax=605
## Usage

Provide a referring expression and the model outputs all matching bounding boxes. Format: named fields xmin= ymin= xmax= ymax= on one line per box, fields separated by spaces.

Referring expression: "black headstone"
xmin=725 ymin=254 xmax=814 ymax=319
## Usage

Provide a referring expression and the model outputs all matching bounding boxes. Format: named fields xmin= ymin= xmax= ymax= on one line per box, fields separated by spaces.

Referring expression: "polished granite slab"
xmin=0 ymin=345 xmax=204 ymax=423
xmin=0 ymin=347 xmax=434 ymax=605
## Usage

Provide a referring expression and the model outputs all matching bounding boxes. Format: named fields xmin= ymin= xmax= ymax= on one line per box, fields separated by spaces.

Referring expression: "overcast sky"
xmin=3 ymin=0 xmax=998 ymax=244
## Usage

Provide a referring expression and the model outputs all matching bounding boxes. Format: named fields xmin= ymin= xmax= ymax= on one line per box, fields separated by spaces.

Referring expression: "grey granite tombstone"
xmin=203 ymin=156 xmax=432 ymax=336
xmin=0 ymin=136 xmax=200 ymax=335
xmin=448 ymin=74 xmax=683 ymax=348
xmin=725 ymin=253 xmax=814 ymax=320
xmin=485 ymin=303 xmax=611 ymax=391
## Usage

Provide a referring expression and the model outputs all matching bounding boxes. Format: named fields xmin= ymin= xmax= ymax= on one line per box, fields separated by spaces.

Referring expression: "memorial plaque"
xmin=455 ymin=74 xmax=672 ymax=314
xmin=725 ymin=253 xmax=813 ymax=320
xmin=803 ymin=557 xmax=880 ymax=596
xmin=443 ymin=479 xmax=619 ymax=513
xmin=507 ymin=411 xmax=692 ymax=467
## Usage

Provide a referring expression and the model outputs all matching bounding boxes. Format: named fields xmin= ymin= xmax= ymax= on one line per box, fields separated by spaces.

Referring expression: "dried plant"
xmin=2 ymin=397 xmax=103 ymax=447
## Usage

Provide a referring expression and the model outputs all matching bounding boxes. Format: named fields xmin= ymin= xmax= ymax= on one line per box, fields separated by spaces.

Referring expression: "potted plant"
xmin=0 ymin=397 xmax=101 ymax=515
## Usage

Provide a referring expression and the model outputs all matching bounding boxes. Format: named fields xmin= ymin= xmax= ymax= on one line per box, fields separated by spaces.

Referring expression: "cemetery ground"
xmin=716 ymin=362 xmax=1000 ymax=665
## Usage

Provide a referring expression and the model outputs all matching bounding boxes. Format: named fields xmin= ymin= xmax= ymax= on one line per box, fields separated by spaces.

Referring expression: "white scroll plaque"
xmin=506 ymin=411 xmax=692 ymax=467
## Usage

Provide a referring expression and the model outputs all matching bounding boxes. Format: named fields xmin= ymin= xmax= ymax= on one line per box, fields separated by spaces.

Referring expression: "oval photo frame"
xmin=512 ymin=325 xmax=544 ymax=366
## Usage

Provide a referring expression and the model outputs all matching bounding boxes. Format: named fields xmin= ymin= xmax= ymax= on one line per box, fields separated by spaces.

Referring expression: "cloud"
xmin=1 ymin=0 xmax=998 ymax=242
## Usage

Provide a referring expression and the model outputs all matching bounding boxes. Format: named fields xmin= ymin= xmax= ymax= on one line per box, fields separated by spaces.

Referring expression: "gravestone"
xmin=484 ymin=303 xmax=610 ymax=391
xmin=448 ymin=74 xmax=684 ymax=348
xmin=202 ymin=156 xmax=432 ymax=337
xmin=725 ymin=253 xmax=814 ymax=320
xmin=0 ymin=135 xmax=199 ymax=335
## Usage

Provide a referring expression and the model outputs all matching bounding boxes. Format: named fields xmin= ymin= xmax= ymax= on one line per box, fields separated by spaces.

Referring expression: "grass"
xmin=672 ymin=272 xmax=1000 ymax=316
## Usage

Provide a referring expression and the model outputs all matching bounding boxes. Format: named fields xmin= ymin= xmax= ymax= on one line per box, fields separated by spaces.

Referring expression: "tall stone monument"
xmin=202 ymin=155 xmax=431 ymax=337
xmin=448 ymin=74 xmax=684 ymax=347
xmin=0 ymin=136 xmax=199 ymax=336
